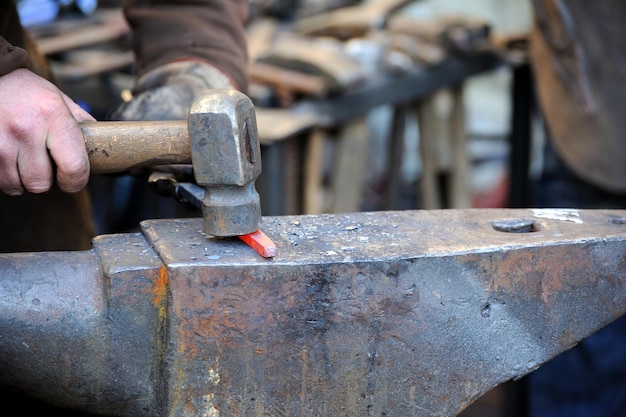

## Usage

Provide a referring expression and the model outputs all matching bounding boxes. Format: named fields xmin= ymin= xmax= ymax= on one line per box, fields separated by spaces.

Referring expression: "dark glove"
xmin=111 ymin=60 xmax=236 ymax=121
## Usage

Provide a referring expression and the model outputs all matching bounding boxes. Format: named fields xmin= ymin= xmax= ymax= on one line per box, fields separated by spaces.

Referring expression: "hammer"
xmin=81 ymin=89 xmax=266 ymax=242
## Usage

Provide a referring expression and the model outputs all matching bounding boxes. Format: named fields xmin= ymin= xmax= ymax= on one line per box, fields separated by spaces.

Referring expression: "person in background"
xmin=527 ymin=1 xmax=626 ymax=416
xmin=0 ymin=0 xmax=249 ymax=252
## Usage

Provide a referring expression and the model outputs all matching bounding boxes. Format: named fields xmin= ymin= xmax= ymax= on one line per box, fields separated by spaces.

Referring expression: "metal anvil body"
xmin=1 ymin=208 xmax=625 ymax=417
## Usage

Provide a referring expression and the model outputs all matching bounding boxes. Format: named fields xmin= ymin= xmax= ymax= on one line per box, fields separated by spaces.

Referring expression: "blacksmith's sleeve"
xmin=123 ymin=0 xmax=249 ymax=92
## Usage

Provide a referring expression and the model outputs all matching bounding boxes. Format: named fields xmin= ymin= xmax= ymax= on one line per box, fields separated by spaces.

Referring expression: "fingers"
xmin=0 ymin=140 xmax=25 ymax=196
xmin=62 ymin=92 xmax=96 ymax=123
xmin=0 ymin=102 xmax=54 ymax=195
xmin=0 ymin=69 xmax=92 ymax=195
xmin=15 ymin=127 xmax=55 ymax=194
xmin=49 ymin=92 xmax=94 ymax=193
xmin=45 ymin=106 xmax=91 ymax=194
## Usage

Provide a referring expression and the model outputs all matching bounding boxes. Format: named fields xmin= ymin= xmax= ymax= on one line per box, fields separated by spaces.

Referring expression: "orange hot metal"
xmin=239 ymin=230 xmax=277 ymax=258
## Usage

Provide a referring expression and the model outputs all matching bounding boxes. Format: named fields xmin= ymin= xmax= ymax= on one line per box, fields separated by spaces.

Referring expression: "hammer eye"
xmin=244 ymin=118 xmax=256 ymax=164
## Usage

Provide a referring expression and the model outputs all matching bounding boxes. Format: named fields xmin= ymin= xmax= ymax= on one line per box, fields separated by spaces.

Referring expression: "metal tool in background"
xmin=148 ymin=169 xmax=277 ymax=258
xmin=0 ymin=208 xmax=625 ymax=416
xmin=81 ymin=88 xmax=275 ymax=257
xmin=146 ymin=168 xmax=206 ymax=211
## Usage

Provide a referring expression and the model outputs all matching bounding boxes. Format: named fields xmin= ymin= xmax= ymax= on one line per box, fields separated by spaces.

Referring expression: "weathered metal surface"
xmin=1 ymin=208 xmax=625 ymax=417
xmin=0 ymin=232 xmax=165 ymax=415
xmin=189 ymin=89 xmax=263 ymax=237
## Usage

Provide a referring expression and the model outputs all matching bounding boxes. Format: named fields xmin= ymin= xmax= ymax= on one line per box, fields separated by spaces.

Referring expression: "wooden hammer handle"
xmin=81 ymin=120 xmax=191 ymax=174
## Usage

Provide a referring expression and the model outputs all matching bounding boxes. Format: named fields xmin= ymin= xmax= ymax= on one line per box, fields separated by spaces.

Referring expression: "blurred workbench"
xmin=30 ymin=8 xmax=132 ymax=80
xmin=247 ymin=6 xmax=526 ymax=216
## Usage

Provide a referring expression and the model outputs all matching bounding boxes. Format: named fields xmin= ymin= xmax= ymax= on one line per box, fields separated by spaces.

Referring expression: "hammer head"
xmin=188 ymin=89 xmax=262 ymax=237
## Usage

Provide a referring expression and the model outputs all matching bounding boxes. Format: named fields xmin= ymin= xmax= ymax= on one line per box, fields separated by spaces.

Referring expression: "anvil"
xmin=0 ymin=208 xmax=625 ymax=417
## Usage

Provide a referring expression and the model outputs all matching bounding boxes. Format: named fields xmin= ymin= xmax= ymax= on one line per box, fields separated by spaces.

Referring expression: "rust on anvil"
xmin=0 ymin=209 xmax=625 ymax=417
xmin=239 ymin=229 xmax=277 ymax=258
xmin=139 ymin=209 xmax=626 ymax=417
